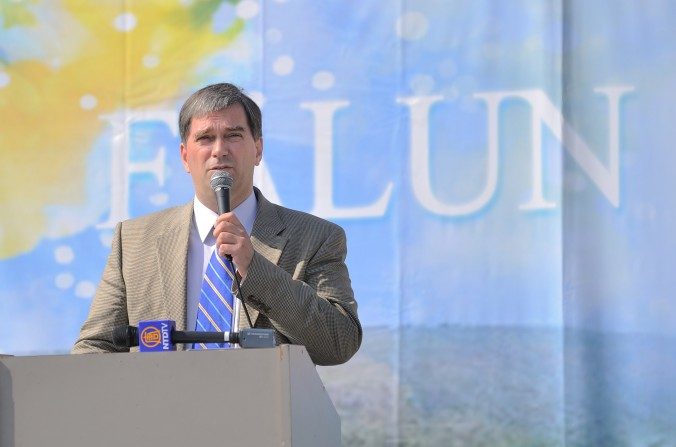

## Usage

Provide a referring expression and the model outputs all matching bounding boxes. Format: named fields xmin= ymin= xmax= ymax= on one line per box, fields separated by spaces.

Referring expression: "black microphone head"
xmin=112 ymin=325 xmax=138 ymax=348
xmin=210 ymin=170 xmax=233 ymax=191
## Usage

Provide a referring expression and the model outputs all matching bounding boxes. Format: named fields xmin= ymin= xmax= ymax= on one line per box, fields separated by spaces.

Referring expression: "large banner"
xmin=2 ymin=1 xmax=675 ymax=444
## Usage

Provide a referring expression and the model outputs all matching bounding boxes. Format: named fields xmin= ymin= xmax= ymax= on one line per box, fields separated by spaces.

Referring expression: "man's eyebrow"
xmin=193 ymin=125 xmax=247 ymax=139
xmin=193 ymin=127 xmax=213 ymax=139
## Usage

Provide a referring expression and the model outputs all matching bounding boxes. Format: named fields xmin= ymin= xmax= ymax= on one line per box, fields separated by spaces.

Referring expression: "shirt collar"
xmin=193 ymin=191 xmax=258 ymax=244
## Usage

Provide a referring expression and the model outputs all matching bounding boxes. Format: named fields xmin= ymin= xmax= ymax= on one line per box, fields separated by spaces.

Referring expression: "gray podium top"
xmin=0 ymin=345 xmax=339 ymax=447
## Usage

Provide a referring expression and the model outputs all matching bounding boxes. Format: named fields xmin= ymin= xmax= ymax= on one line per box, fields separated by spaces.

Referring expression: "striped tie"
xmin=194 ymin=248 xmax=235 ymax=349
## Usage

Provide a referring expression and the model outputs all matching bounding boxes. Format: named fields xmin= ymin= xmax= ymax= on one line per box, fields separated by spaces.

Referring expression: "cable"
xmin=228 ymin=258 xmax=254 ymax=328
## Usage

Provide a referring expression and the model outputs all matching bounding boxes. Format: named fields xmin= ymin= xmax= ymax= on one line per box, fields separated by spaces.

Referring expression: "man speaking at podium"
xmin=72 ymin=83 xmax=362 ymax=366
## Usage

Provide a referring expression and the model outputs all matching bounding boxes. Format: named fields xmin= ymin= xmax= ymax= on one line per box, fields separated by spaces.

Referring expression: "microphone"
xmin=111 ymin=321 xmax=276 ymax=351
xmin=210 ymin=170 xmax=233 ymax=215
xmin=112 ymin=325 xmax=138 ymax=348
xmin=210 ymin=171 xmax=233 ymax=264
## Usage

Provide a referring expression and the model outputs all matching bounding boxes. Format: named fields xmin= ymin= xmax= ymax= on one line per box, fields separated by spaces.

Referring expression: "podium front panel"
xmin=0 ymin=346 xmax=339 ymax=447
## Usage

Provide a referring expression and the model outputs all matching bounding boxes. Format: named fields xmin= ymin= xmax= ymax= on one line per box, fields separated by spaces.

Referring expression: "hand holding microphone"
xmin=210 ymin=171 xmax=254 ymax=279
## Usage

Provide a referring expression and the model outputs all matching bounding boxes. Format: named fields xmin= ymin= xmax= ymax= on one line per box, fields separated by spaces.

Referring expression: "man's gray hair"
xmin=178 ymin=83 xmax=262 ymax=143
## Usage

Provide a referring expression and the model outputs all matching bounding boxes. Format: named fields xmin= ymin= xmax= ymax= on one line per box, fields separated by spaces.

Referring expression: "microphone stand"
xmin=227 ymin=252 xmax=254 ymax=349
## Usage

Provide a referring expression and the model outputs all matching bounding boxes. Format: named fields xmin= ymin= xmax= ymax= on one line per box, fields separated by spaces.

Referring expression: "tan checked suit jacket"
xmin=72 ymin=189 xmax=362 ymax=365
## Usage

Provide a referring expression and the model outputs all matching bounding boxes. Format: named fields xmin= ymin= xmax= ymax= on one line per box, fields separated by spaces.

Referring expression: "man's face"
xmin=180 ymin=104 xmax=263 ymax=212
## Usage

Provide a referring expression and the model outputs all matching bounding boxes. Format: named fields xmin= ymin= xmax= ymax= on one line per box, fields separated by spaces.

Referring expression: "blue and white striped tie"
xmin=194 ymin=248 xmax=235 ymax=349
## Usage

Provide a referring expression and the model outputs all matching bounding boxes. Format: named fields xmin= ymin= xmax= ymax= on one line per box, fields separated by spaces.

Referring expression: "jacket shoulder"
xmin=118 ymin=203 xmax=192 ymax=235
xmin=272 ymin=203 xmax=344 ymax=236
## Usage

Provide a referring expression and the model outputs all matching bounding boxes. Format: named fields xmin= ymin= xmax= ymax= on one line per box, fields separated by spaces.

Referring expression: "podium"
xmin=0 ymin=345 xmax=340 ymax=447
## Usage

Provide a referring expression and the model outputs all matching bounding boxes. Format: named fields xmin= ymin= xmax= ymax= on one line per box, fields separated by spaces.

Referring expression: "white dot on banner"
xmin=113 ymin=13 xmax=137 ymax=32
xmin=0 ymin=72 xmax=10 ymax=88
xmin=75 ymin=281 xmax=96 ymax=299
xmin=410 ymin=74 xmax=435 ymax=95
xmin=396 ymin=12 xmax=428 ymax=41
xmin=80 ymin=94 xmax=98 ymax=110
xmin=55 ymin=273 xmax=75 ymax=290
xmin=49 ymin=58 xmax=63 ymax=70
xmin=273 ymin=55 xmax=294 ymax=76
xmin=55 ymin=245 xmax=74 ymax=264
xmin=149 ymin=192 xmax=169 ymax=206
xmin=266 ymin=28 xmax=282 ymax=44
xmin=143 ymin=54 xmax=160 ymax=68
xmin=236 ymin=0 xmax=260 ymax=19
xmin=312 ymin=71 xmax=335 ymax=91
xmin=248 ymin=90 xmax=265 ymax=108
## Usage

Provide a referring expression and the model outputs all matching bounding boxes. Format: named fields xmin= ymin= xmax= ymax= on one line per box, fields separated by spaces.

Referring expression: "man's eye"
xmin=228 ymin=134 xmax=243 ymax=140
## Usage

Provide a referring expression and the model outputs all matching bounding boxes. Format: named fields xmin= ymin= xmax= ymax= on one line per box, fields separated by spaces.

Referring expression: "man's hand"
xmin=213 ymin=212 xmax=254 ymax=279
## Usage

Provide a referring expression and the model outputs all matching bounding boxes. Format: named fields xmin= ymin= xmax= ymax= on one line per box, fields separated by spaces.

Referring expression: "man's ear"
xmin=254 ymin=137 xmax=263 ymax=166
xmin=180 ymin=143 xmax=190 ymax=172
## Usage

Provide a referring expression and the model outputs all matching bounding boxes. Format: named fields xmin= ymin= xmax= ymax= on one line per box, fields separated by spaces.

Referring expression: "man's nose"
xmin=212 ymin=138 xmax=229 ymax=156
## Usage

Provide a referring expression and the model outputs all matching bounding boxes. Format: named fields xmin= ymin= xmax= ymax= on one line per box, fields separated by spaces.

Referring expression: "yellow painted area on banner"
xmin=0 ymin=0 xmax=39 ymax=28
xmin=0 ymin=0 xmax=244 ymax=259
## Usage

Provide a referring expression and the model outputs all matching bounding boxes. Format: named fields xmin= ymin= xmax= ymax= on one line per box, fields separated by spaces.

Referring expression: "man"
xmin=72 ymin=83 xmax=362 ymax=366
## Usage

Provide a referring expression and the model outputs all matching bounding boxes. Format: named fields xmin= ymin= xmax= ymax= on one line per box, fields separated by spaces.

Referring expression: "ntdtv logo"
xmin=138 ymin=320 xmax=176 ymax=352
xmin=140 ymin=327 xmax=161 ymax=348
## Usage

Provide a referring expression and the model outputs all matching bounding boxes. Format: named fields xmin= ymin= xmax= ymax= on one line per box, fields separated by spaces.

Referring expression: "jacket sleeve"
xmin=71 ymin=222 xmax=129 ymax=353
xmin=237 ymin=225 xmax=362 ymax=366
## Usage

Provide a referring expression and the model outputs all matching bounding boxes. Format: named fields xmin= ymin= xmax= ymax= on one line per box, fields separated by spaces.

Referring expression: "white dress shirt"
xmin=186 ymin=191 xmax=258 ymax=332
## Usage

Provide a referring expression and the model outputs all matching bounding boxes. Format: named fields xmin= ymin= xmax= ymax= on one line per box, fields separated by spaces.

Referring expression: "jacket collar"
xmin=250 ymin=187 xmax=287 ymax=265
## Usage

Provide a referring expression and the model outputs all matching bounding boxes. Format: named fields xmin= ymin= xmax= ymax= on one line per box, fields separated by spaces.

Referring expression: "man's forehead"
xmin=190 ymin=105 xmax=250 ymax=132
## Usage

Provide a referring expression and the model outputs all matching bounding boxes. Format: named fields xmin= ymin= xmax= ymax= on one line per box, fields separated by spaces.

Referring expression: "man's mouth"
xmin=209 ymin=166 xmax=233 ymax=172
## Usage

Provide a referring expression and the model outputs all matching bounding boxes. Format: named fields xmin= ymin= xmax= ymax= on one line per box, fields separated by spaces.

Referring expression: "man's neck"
xmin=193 ymin=190 xmax=257 ymax=240
xmin=198 ymin=188 xmax=254 ymax=214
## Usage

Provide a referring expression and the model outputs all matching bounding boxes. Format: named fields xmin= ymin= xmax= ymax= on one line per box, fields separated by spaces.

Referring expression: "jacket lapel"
xmin=244 ymin=188 xmax=288 ymax=328
xmin=155 ymin=203 xmax=193 ymax=339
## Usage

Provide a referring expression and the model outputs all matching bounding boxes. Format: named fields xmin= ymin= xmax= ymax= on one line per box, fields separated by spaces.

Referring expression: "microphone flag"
xmin=138 ymin=320 xmax=176 ymax=352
